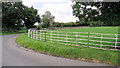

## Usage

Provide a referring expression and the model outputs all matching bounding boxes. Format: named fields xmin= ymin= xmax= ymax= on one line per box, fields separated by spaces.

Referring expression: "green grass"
xmin=0 ymin=30 xmax=27 ymax=35
xmin=32 ymin=27 xmax=119 ymax=49
xmin=16 ymin=33 xmax=119 ymax=66
xmin=53 ymin=27 xmax=119 ymax=34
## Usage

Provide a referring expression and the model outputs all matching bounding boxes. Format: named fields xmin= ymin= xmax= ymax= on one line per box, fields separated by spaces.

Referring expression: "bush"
xmin=76 ymin=21 xmax=89 ymax=26
xmin=36 ymin=25 xmax=42 ymax=30
xmin=90 ymin=21 xmax=104 ymax=27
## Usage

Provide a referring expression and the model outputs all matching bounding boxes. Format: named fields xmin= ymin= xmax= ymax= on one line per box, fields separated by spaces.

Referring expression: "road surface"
xmin=2 ymin=34 xmax=111 ymax=66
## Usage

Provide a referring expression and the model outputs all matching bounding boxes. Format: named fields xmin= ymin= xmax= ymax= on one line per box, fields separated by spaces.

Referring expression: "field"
xmin=53 ymin=27 xmax=119 ymax=34
xmin=31 ymin=27 xmax=120 ymax=51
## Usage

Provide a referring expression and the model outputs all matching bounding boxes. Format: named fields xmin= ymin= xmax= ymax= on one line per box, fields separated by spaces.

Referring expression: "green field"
xmin=31 ymin=27 xmax=119 ymax=50
xmin=51 ymin=27 xmax=119 ymax=34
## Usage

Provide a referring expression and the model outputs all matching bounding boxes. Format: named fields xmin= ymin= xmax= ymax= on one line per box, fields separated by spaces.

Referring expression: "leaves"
xmin=41 ymin=11 xmax=55 ymax=28
xmin=72 ymin=2 xmax=120 ymax=26
xmin=2 ymin=2 xmax=40 ymax=31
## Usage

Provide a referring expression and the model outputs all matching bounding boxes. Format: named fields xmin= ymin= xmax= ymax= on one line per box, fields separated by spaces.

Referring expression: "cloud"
xmin=22 ymin=0 xmax=77 ymax=23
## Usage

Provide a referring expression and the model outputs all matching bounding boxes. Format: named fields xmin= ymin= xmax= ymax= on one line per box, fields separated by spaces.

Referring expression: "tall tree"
xmin=41 ymin=11 xmax=55 ymax=28
xmin=72 ymin=1 xmax=120 ymax=26
xmin=22 ymin=6 xmax=40 ymax=29
xmin=2 ymin=2 xmax=40 ymax=31
xmin=2 ymin=2 xmax=24 ymax=32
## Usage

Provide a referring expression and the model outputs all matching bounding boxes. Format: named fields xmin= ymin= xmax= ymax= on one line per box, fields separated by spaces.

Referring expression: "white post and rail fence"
xmin=28 ymin=30 xmax=120 ymax=51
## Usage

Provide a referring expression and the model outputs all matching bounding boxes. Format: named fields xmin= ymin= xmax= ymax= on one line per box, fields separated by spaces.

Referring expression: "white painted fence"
xmin=28 ymin=30 xmax=120 ymax=51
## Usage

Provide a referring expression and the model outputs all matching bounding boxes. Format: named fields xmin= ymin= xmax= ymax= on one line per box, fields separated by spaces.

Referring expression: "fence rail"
xmin=28 ymin=30 xmax=120 ymax=51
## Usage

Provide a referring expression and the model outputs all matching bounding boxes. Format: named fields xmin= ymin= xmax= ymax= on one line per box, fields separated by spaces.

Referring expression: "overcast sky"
xmin=22 ymin=0 xmax=78 ymax=23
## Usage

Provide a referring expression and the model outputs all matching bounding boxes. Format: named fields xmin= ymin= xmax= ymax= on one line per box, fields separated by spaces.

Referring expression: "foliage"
xmin=90 ymin=21 xmax=104 ymax=27
xmin=49 ymin=22 xmax=79 ymax=28
xmin=36 ymin=25 xmax=42 ymax=30
xmin=2 ymin=2 xmax=24 ymax=32
xmin=72 ymin=2 xmax=120 ymax=26
xmin=62 ymin=22 xmax=77 ymax=27
xmin=22 ymin=6 xmax=40 ymax=29
xmin=76 ymin=21 xmax=89 ymax=26
xmin=2 ymin=2 xmax=40 ymax=32
xmin=41 ymin=11 xmax=55 ymax=28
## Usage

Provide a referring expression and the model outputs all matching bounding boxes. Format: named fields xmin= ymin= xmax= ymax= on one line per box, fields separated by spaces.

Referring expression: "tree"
xmin=22 ymin=6 xmax=40 ymax=29
xmin=2 ymin=2 xmax=40 ymax=31
xmin=72 ymin=1 xmax=120 ymax=26
xmin=2 ymin=2 xmax=24 ymax=32
xmin=41 ymin=11 xmax=55 ymax=28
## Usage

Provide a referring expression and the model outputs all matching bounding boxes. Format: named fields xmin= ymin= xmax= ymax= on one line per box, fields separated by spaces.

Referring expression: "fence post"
xmin=36 ymin=30 xmax=38 ymax=40
xmin=45 ymin=31 xmax=47 ymax=42
xmin=100 ymin=33 xmax=102 ymax=48
xmin=51 ymin=31 xmax=52 ymax=43
xmin=28 ymin=29 xmax=30 ymax=37
xmin=66 ymin=32 xmax=68 ymax=44
xmin=115 ymin=34 xmax=118 ymax=50
xmin=76 ymin=32 xmax=78 ymax=46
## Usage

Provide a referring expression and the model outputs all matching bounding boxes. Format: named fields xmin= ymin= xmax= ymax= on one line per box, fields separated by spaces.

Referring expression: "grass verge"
xmin=16 ymin=33 xmax=119 ymax=66
xmin=0 ymin=30 xmax=27 ymax=35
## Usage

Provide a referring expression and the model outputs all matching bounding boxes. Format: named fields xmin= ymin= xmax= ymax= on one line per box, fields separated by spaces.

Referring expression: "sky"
xmin=22 ymin=0 xmax=78 ymax=23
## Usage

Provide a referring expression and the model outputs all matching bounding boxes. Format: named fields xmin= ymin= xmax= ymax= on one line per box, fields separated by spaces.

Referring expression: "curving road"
xmin=2 ymin=34 xmax=111 ymax=66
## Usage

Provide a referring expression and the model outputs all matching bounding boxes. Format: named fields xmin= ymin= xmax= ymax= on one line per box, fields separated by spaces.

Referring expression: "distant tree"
xmin=72 ymin=1 xmax=120 ymax=26
xmin=41 ymin=11 xmax=55 ymax=28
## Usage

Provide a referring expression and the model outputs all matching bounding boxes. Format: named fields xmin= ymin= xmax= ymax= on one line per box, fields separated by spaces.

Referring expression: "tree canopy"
xmin=22 ymin=6 xmax=40 ymax=29
xmin=2 ymin=2 xmax=40 ymax=32
xmin=41 ymin=11 xmax=55 ymax=28
xmin=72 ymin=2 xmax=120 ymax=26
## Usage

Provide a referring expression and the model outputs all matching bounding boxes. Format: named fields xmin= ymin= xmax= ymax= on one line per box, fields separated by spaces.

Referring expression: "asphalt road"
xmin=2 ymin=34 xmax=111 ymax=66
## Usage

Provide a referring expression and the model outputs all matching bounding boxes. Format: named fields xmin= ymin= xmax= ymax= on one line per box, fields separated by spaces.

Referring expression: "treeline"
xmin=37 ymin=2 xmax=120 ymax=29
xmin=2 ymin=1 xmax=120 ymax=32
xmin=36 ymin=11 xmax=89 ymax=29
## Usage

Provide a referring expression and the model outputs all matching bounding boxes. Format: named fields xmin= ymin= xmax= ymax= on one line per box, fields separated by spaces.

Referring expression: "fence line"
xmin=28 ymin=30 xmax=120 ymax=51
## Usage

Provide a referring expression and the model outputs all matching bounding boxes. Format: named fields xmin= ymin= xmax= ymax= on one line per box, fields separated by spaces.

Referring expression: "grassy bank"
xmin=16 ymin=33 xmax=119 ymax=65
